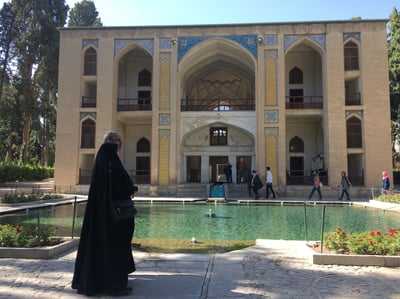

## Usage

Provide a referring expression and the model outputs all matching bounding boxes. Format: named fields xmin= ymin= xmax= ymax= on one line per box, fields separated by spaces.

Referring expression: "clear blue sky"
xmin=65 ymin=0 xmax=399 ymax=26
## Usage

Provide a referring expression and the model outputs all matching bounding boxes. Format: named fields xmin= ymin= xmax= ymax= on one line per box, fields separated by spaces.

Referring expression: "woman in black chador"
xmin=72 ymin=131 xmax=137 ymax=296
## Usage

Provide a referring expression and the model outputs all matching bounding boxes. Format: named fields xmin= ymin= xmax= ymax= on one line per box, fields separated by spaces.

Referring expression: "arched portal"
xmin=179 ymin=38 xmax=257 ymax=184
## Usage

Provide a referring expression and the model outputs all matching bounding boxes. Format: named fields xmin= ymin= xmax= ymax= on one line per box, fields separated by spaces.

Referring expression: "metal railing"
xmin=81 ymin=96 xmax=96 ymax=108
xmin=117 ymin=98 xmax=152 ymax=111
xmin=285 ymin=96 xmax=323 ymax=109
xmin=345 ymin=92 xmax=362 ymax=106
xmin=181 ymin=98 xmax=255 ymax=111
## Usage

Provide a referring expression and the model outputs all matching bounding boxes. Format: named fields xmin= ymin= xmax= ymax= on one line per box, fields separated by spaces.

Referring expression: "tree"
xmin=388 ymin=7 xmax=400 ymax=164
xmin=68 ymin=0 xmax=102 ymax=27
xmin=0 ymin=0 xmax=68 ymax=165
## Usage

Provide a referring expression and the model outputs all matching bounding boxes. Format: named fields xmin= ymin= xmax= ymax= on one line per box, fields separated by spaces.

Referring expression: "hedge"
xmin=0 ymin=164 xmax=54 ymax=182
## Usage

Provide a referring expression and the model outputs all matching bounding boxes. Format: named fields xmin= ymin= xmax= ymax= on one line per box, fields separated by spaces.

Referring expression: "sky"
xmin=62 ymin=0 xmax=400 ymax=27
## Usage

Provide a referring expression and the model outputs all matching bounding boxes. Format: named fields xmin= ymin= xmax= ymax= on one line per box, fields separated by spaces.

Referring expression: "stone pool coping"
xmin=0 ymin=237 xmax=79 ymax=259
xmin=305 ymin=243 xmax=400 ymax=267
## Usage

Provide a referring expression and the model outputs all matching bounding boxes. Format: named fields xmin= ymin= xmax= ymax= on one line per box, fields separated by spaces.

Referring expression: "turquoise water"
xmin=1 ymin=202 xmax=400 ymax=241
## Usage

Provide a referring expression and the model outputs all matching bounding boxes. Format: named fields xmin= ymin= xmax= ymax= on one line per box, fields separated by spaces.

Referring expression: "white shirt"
xmin=266 ymin=170 xmax=273 ymax=183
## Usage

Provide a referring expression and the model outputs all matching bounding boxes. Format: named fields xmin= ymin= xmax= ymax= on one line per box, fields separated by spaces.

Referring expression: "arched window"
xmin=138 ymin=69 xmax=151 ymax=86
xmin=289 ymin=67 xmax=303 ymax=84
xmin=344 ymin=41 xmax=359 ymax=71
xmin=81 ymin=119 xmax=95 ymax=148
xmin=84 ymin=47 xmax=97 ymax=75
xmin=347 ymin=116 xmax=362 ymax=148
xmin=137 ymin=137 xmax=150 ymax=152
xmin=289 ymin=136 xmax=304 ymax=152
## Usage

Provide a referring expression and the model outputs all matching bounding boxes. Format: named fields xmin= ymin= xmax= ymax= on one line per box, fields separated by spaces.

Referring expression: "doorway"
xmin=209 ymin=156 xmax=228 ymax=182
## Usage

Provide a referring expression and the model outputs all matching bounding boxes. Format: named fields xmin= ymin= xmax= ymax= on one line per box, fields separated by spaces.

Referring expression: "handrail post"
xmin=71 ymin=196 xmax=77 ymax=239
xmin=303 ymin=201 xmax=308 ymax=241
xmin=320 ymin=205 xmax=326 ymax=253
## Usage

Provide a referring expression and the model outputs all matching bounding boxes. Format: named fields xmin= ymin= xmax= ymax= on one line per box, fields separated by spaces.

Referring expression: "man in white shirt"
xmin=265 ymin=166 xmax=276 ymax=199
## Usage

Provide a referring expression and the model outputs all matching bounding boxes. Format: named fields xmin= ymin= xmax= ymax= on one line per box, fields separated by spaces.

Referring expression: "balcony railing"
xmin=345 ymin=92 xmax=361 ymax=105
xmin=117 ymin=98 xmax=152 ymax=111
xmin=82 ymin=96 xmax=96 ymax=108
xmin=285 ymin=96 xmax=323 ymax=109
xmin=181 ymin=98 xmax=255 ymax=111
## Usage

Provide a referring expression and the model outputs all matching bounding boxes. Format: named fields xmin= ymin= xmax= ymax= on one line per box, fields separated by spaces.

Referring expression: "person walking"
xmin=224 ymin=161 xmax=233 ymax=184
xmin=381 ymin=171 xmax=391 ymax=195
xmin=338 ymin=171 xmax=351 ymax=200
xmin=307 ymin=170 xmax=322 ymax=200
xmin=72 ymin=131 xmax=138 ymax=297
xmin=251 ymin=170 xmax=263 ymax=199
xmin=265 ymin=166 xmax=277 ymax=199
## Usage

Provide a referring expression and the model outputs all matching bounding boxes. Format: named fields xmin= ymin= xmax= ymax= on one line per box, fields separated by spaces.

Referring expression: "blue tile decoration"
xmin=343 ymin=33 xmax=361 ymax=42
xmin=160 ymin=52 xmax=171 ymax=62
xmin=345 ymin=110 xmax=363 ymax=118
xmin=265 ymin=110 xmax=278 ymax=123
xmin=178 ymin=34 xmax=258 ymax=62
xmin=284 ymin=34 xmax=325 ymax=51
xmin=264 ymin=34 xmax=278 ymax=46
xmin=264 ymin=49 xmax=278 ymax=60
xmin=114 ymin=39 xmax=154 ymax=56
xmin=82 ymin=39 xmax=98 ymax=49
xmin=80 ymin=112 xmax=96 ymax=120
xmin=159 ymin=113 xmax=171 ymax=125
xmin=160 ymin=38 xmax=172 ymax=49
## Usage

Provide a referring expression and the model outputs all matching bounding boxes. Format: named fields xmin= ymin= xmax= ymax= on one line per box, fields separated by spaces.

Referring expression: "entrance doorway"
xmin=209 ymin=156 xmax=228 ymax=182
xmin=187 ymin=156 xmax=201 ymax=182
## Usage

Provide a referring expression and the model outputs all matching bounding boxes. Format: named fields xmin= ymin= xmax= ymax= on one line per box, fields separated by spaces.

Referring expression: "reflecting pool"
xmin=1 ymin=202 xmax=400 ymax=241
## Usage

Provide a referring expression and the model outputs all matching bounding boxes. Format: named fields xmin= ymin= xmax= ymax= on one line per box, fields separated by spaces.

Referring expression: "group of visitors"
xmin=71 ymin=133 xmax=392 ymax=297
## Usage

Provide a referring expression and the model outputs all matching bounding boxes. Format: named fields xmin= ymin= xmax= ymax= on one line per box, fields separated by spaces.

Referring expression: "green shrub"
xmin=0 ymin=164 xmax=53 ymax=182
xmin=0 ymin=224 xmax=57 ymax=248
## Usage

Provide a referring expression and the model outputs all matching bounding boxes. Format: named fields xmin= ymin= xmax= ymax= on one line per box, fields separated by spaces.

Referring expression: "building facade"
xmin=54 ymin=20 xmax=392 ymax=195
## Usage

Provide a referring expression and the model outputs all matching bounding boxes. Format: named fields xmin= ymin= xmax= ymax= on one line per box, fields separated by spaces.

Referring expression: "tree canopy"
xmin=68 ymin=0 xmax=102 ymax=27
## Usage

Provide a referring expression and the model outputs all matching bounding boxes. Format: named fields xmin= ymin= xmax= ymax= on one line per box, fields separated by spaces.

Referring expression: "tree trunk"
xmin=22 ymin=113 xmax=32 ymax=164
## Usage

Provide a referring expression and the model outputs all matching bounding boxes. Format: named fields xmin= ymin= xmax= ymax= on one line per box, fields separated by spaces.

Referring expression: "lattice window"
xmin=84 ymin=47 xmax=97 ymax=75
xmin=210 ymin=127 xmax=227 ymax=145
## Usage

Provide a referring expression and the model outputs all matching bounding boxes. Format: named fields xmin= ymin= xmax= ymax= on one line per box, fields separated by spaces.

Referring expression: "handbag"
xmin=108 ymin=163 xmax=137 ymax=222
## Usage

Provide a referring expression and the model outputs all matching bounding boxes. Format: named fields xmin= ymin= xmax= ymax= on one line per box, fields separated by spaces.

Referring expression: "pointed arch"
xmin=138 ymin=69 xmax=151 ymax=86
xmin=346 ymin=115 xmax=362 ymax=148
xmin=81 ymin=118 xmax=95 ymax=148
xmin=289 ymin=136 xmax=304 ymax=153
xmin=289 ymin=67 xmax=303 ymax=84
xmin=84 ymin=47 xmax=97 ymax=76
xmin=344 ymin=40 xmax=359 ymax=71
xmin=137 ymin=137 xmax=150 ymax=152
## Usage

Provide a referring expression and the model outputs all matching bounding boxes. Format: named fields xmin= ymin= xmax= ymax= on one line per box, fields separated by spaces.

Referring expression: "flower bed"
xmin=0 ymin=237 xmax=79 ymax=259
xmin=307 ymin=227 xmax=400 ymax=267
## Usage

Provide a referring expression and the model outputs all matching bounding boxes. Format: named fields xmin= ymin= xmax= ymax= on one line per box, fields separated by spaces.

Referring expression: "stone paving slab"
xmin=0 ymin=240 xmax=400 ymax=298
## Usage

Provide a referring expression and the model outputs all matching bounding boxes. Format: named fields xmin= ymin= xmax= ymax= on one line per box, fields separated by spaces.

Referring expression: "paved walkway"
xmin=0 ymin=196 xmax=400 ymax=298
xmin=0 ymin=240 xmax=400 ymax=298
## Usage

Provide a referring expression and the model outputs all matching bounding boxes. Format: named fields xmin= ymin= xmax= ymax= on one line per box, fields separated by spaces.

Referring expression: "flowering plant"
xmin=324 ymin=227 xmax=400 ymax=255
xmin=0 ymin=224 xmax=58 ymax=248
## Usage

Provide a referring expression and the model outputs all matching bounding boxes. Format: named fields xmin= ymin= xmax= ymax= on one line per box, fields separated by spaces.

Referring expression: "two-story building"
xmin=54 ymin=19 xmax=392 ymax=196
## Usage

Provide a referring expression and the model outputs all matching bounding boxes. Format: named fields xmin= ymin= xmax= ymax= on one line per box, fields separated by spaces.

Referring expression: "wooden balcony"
xmin=117 ymin=98 xmax=152 ymax=111
xmin=285 ymin=96 xmax=323 ymax=109
xmin=181 ymin=98 xmax=255 ymax=111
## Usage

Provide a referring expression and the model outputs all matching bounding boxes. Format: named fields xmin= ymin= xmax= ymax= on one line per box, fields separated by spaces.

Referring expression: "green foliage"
xmin=0 ymin=224 xmax=58 ymax=248
xmin=375 ymin=193 xmax=400 ymax=203
xmin=389 ymin=8 xmax=400 ymax=161
xmin=0 ymin=164 xmax=53 ymax=182
xmin=68 ymin=0 xmax=102 ymax=27
xmin=324 ymin=227 xmax=400 ymax=256
xmin=0 ymin=193 xmax=63 ymax=204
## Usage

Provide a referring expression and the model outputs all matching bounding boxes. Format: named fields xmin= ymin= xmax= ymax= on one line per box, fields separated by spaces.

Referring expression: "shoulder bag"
xmin=107 ymin=162 xmax=137 ymax=222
